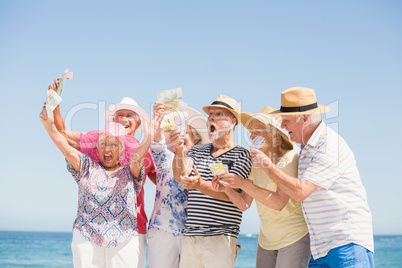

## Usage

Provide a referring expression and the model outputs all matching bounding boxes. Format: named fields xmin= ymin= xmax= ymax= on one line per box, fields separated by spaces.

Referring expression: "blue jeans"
xmin=309 ymin=243 xmax=374 ymax=268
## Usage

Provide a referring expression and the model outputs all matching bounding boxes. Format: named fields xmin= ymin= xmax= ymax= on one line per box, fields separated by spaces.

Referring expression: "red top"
xmin=137 ymin=153 xmax=156 ymax=234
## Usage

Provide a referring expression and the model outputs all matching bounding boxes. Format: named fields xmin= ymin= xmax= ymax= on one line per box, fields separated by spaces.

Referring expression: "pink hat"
xmin=79 ymin=122 xmax=140 ymax=166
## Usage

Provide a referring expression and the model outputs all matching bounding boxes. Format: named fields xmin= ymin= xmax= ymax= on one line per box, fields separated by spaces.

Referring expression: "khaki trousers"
xmin=179 ymin=235 xmax=240 ymax=268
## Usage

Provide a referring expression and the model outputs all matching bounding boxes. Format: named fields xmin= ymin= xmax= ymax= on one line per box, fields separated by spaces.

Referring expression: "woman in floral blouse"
xmin=40 ymin=104 xmax=156 ymax=267
xmin=147 ymin=102 xmax=210 ymax=268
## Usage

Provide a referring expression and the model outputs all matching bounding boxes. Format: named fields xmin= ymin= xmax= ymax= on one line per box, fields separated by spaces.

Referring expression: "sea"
xmin=0 ymin=231 xmax=401 ymax=267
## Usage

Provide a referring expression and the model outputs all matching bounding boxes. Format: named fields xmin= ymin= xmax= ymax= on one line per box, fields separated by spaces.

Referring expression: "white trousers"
xmin=148 ymin=228 xmax=182 ymax=268
xmin=138 ymin=233 xmax=147 ymax=268
xmin=71 ymin=229 xmax=140 ymax=268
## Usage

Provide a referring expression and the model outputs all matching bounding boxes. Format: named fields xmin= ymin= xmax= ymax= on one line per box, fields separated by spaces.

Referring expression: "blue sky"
xmin=0 ymin=0 xmax=401 ymax=235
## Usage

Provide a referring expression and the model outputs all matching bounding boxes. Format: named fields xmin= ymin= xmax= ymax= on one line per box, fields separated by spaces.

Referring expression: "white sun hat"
xmin=104 ymin=97 xmax=150 ymax=132
xmin=186 ymin=107 xmax=210 ymax=145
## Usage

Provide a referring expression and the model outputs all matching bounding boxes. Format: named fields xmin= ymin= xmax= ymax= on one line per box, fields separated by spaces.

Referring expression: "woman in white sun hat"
xmin=213 ymin=106 xmax=310 ymax=268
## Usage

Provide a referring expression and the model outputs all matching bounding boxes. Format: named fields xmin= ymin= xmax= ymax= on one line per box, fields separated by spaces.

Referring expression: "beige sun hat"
xmin=104 ymin=97 xmax=150 ymax=132
xmin=270 ymin=87 xmax=330 ymax=115
xmin=240 ymin=107 xmax=294 ymax=150
xmin=186 ymin=107 xmax=210 ymax=145
xmin=202 ymin=95 xmax=241 ymax=125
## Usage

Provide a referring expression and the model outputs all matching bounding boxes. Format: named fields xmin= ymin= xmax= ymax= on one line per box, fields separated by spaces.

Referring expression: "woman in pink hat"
xmin=39 ymin=103 xmax=159 ymax=267
xmin=48 ymin=78 xmax=157 ymax=268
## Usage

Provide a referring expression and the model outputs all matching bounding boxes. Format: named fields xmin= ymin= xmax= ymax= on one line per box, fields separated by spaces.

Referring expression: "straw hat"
xmin=104 ymin=97 xmax=150 ymax=132
xmin=79 ymin=122 xmax=141 ymax=166
xmin=270 ymin=87 xmax=330 ymax=115
xmin=202 ymin=95 xmax=241 ymax=125
xmin=186 ymin=107 xmax=210 ymax=145
xmin=240 ymin=107 xmax=294 ymax=150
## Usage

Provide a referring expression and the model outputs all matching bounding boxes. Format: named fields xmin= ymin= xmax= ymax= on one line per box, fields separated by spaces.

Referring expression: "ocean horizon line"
xmin=1 ymin=230 xmax=401 ymax=237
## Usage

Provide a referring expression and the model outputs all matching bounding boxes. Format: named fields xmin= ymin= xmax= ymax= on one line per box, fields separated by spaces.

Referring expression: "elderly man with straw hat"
xmin=172 ymin=95 xmax=252 ymax=268
xmin=212 ymin=106 xmax=311 ymax=268
xmin=251 ymin=87 xmax=374 ymax=267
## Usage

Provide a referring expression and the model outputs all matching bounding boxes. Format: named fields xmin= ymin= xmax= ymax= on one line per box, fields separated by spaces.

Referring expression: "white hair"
xmin=97 ymin=134 xmax=126 ymax=158
xmin=190 ymin=126 xmax=202 ymax=145
xmin=294 ymin=113 xmax=322 ymax=124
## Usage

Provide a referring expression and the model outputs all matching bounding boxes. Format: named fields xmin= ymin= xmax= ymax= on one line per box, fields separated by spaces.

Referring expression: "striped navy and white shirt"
xmin=184 ymin=143 xmax=252 ymax=238
xmin=299 ymin=122 xmax=374 ymax=259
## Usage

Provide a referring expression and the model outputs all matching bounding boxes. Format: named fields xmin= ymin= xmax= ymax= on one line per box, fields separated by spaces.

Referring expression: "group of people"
xmin=40 ymin=78 xmax=374 ymax=268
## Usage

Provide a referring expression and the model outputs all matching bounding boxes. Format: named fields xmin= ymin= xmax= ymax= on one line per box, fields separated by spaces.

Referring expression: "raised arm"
xmin=48 ymin=78 xmax=80 ymax=150
xmin=130 ymin=112 xmax=164 ymax=180
xmin=171 ymin=130 xmax=194 ymax=182
xmin=39 ymin=106 xmax=80 ymax=172
xmin=152 ymin=101 xmax=165 ymax=143
xmin=148 ymin=102 xmax=173 ymax=173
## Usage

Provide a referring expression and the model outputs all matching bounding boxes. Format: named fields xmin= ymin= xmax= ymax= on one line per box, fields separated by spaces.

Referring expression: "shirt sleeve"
xmin=301 ymin=144 xmax=343 ymax=190
xmin=185 ymin=146 xmax=197 ymax=163
xmin=66 ymin=152 xmax=90 ymax=183
xmin=150 ymin=138 xmax=174 ymax=172
xmin=230 ymin=148 xmax=252 ymax=179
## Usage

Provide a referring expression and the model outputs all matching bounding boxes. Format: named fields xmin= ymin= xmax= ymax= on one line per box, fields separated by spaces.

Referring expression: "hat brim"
xmin=202 ymin=105 xmax=239 ymax=126
xmin=186 ymin=107 xmax=210 ymax=145
xmin=104 ymin=103 xmax=150 ymax=132
xmin=269 ymin=104 xmax=330 ymax=116
xmin=240 ymin=112 xmax=294 ymax=150
xmin=79 ymin=130 xmax=140 ymax=166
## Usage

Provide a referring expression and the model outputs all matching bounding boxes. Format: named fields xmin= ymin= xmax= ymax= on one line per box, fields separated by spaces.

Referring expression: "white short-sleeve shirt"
xmin=299 ymin=122 xmax=374 ymax=259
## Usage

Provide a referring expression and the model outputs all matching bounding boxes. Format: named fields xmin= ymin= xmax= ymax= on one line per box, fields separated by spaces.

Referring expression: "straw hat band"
xmin=271 ymin=87 xmax=330 ymax=115
xmin=203 ymin=95 xmax=241 ymax=125
xmin=280 ymin=102 xmax=318 ymax=113
xmin=211 ymin=100 xmax=235 ymax=110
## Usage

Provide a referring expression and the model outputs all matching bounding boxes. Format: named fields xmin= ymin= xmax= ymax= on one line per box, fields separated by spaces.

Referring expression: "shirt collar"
xmin=305 ymin=121 xmax=326 ymax=148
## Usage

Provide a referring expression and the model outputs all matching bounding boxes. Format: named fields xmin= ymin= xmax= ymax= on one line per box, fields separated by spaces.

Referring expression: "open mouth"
xmin=210 ymin=125 xmax=216 ymax=133
xmin=104 ymin=154 xmax=112 ymax=161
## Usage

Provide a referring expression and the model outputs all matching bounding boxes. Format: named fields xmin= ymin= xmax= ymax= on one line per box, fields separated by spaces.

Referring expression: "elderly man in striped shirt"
xmin=251 ymin=87 xmax=374 ymax=267
xmin=172 ymin=95 xmax=252 ymax=268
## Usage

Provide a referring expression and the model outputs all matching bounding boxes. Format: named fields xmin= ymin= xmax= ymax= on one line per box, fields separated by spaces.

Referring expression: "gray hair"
xmin=190 ymin=127 xmax=202 ymax=145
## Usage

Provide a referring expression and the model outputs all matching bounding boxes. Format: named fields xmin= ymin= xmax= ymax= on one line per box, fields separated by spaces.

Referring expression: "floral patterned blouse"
xmin=67 ymin=152 xmax=144 ymax=248
xmin=148 ymin=138 xmax=188 ymax=237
